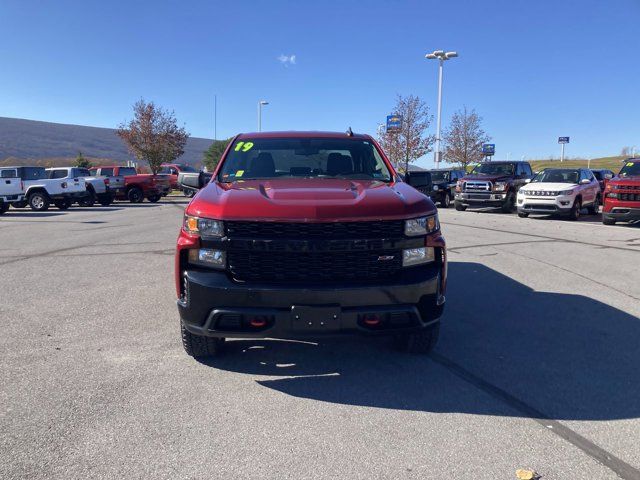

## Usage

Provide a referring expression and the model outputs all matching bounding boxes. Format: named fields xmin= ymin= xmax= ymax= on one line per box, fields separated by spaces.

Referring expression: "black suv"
xmin=425 ymin=168 xmax=466 ymax=208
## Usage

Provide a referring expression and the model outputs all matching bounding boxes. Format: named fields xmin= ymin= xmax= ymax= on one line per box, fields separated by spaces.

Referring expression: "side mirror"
xmin=580 ymin=178 xmax=591 ymax=185
xmin=181 ymin=173 xmax=205 ymax=189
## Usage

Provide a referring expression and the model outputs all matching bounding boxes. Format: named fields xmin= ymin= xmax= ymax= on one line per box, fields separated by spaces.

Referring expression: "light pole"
xmin=258 ymin=100 xmax=269 ymax=132
xmin=425 ymin=50 xmax=458 ymax=168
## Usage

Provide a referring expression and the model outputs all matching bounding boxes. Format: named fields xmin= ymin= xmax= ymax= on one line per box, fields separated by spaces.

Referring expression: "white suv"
xmin=517 ymin=168 xmax=601 ymax=220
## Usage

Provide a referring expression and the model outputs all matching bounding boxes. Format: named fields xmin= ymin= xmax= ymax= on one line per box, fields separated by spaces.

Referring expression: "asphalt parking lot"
xmin=1 ymin=200 xmax=639 ymax=480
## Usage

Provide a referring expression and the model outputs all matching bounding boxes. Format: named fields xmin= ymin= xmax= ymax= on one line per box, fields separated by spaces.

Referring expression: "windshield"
xmin=531 ymin=169 xmax=580 ymax=184
xmin=430 ymin=171 xmax=449 ymax=182
xmin=218 ymin=137 xmax=392 ymax=182
xmin=619 ymin=161 xmax=640 ymax=177
xmin=470 ymin=163 xmax=515 ymax=176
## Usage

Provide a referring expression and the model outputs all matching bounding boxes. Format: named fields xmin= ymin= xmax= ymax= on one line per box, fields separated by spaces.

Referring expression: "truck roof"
xmin=236 ymin=131 xmax=373 ymax=140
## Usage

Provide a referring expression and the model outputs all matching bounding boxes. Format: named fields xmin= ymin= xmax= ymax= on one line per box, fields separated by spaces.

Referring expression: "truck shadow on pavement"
xmin=201 ymin=261 xmax=640 ymax=421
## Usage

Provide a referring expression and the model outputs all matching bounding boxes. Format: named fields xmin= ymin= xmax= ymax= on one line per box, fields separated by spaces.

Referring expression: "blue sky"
xmin=1 ymin=0 xmax=638 ymax=167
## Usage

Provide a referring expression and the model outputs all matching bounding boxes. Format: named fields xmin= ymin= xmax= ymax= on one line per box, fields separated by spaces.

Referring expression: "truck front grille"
xmin=224 ymin=220 xmax=406 ymax=284
xmin=228 ymin=249 xmax=402 ymax=283
xmin=463 ymin=181 xmax=492 ymax=192
xmin=225 ymin=220 xmax=404 ymax=239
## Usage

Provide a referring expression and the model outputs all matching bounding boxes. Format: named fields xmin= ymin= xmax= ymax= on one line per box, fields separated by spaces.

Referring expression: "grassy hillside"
xmin=0 ymin=116 xmax=213 ymax=167
xmin=528 ymin=156 xmax=628 ymax=173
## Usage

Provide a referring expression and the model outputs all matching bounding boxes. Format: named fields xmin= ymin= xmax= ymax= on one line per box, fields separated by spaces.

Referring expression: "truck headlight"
xmin=403 ymin=247 xmax=435 ymax=267
xmin=433 ymin=185 xmax=439 ymax=191
xmin=183 ymin=215 xmax=224 ymax=237
xmin=493 ymin=182 xmax=507 ymax=192
xmin=404 ymin=214 xmax=439 ymax=236
xmin=188 ymin=248 xmax=226 ymax=269
xmin=559 ymin=189 xmax=574 ymax=195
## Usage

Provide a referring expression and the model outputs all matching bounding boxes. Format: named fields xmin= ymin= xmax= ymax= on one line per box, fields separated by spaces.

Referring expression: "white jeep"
xmin=10 ymin=166 xmax=87 ymax=211
xmin=517 ymin=168 xmax=601 ymax=220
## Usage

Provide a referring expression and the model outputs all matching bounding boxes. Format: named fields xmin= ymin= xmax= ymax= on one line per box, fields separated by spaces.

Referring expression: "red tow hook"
xmin=249 ymin=316 xmax=268 ymax=328
xmin=362 ymin=314 xmax=381 ymax=326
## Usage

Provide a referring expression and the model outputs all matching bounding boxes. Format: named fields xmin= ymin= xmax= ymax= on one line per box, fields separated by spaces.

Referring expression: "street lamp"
xmin=258 ymin=100 xmax=269 ymax=132
xmin=425 ymin=50 xmax=458 ymax=168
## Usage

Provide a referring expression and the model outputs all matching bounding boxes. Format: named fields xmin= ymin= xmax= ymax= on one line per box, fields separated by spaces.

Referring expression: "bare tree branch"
xmin=378 ymin=94 xmax=434 ymax=173
xmin=442 ymin=107 xmax=490 ymax=169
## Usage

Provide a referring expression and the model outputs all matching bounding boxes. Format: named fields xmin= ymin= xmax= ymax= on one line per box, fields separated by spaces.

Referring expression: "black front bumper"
xmin=518 ymin=204 xmax=573 ymax=215
xmin=603 ymin=207 xmax=640 ymax=222
xmin=178 ymin=265 xmax=444 ymax=339
xmin=455 ymin=192 xmax=507 ymax=208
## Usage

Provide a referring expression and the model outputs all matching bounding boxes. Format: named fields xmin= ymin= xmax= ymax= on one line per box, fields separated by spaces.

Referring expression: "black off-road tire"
xmin=0 ymin=202 xmax=9 ymax=214
xmin=79 ymin=189 xmax=96 ymax=207
xmin=587 ymin=195 xmax=600 ymax=215
xmin=454 ymin=201 xmax=467 ymax=211
xmin=127 ymin=187 xmax=144 ymax=203
xmin=147 ymin=193 xmax=161 ymax=203
xmin=440 ymin=193 xmax=451 ymax=208
xmin=184 ymin=189 xmax=195 ymax=198
xmin=501 ymin=191 xmax=516 ymax=213
xmin=602 ymin=216 xmax=616 ymax=226
xmin=28 ymin=191 xmax=50 ymax=211
xmin=569 ymin=198 xmax=582 ymax=221
xmin=395 ymin=323 xmax=440 ymax=355
xmin=181 ymin=322 xmax=225 ymax=358
xmin=518 ymin=211 xmax=529 ymax=218
xmin=13 ymin=200 xmax=27 ymax=209
xmin=54 ymin=199 xmax=72 ymax=210
xmin=98 ymin=194 xmax=114 ymax=207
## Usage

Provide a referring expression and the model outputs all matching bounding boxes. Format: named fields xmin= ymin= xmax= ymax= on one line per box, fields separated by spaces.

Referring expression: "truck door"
xmin=1 ymin=169 xmax=23 ymax=198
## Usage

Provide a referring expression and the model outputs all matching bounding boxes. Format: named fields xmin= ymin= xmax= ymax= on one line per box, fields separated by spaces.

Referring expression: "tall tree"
xmin=203 ymin=138 xmax=232 ymax=171
xmin=117 ymin=99 xmax=189 ymax=174
xmin=442 ymin=107 xmax=490 ymax=169
xmin=378 ymin=94 xmax=434 ymax=173
xmin=74 ymin=151 xmax=92 ymax=168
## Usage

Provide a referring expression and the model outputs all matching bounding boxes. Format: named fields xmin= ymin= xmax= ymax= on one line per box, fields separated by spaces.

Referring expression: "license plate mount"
xmin=290 ymin=305 xmax=341 ymax=332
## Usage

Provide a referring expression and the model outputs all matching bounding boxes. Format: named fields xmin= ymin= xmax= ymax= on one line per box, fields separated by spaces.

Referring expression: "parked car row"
xmin=0 ymin=164 xmax=174 ymax=213
xmin=405 ymin=159 xmax=640 ymax=226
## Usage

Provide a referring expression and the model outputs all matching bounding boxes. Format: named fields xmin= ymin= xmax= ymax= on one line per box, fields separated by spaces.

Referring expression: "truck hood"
xmin=187 ymin=178 xmax=435 ymax=221
xmin=461 ymin=174 xmax=513 ymax=183
xmin=519 ymin=182 xmax=578 ymax=193
xmin=610 ymin=175 xmax=640 ymax=185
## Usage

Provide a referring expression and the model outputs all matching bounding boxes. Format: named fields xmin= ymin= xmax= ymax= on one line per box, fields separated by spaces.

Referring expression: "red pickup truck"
xmin=602 ymin=158 xmax=640 ymax=225
xmin=90 ymin=166 xmax=171 ymax=203
xmin=175 ymin=131 xmax=447 ymax=358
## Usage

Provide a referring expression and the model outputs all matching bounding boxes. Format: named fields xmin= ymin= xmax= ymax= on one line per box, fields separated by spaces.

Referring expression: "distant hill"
xmin=0 ymin=117 xmax=213 ymax=167
xmin=527 ymin=156 xmax=628 ymax=172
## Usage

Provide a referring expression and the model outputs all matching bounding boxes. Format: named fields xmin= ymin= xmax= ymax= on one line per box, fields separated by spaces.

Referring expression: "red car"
xmin=175 ymin=131 xmax=447 ymax=358
xmin=91 ymin=166 xmax=171 ymax=203
xmin=159 ymin=163 xmax=199 ymax=190
xmin=602 ymin=159 xmax=640 ymax=225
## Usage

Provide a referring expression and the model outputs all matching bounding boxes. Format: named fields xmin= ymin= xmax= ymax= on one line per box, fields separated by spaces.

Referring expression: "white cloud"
xmin=277 ymin=54 xmax=296 ymax=66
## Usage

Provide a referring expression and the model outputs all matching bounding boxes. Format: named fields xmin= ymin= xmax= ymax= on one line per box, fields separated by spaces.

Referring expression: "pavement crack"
xmin=430 ymin=353 xmax=640 ymax=480
xmin=499 ymin=249 xmax=640 ymax=302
